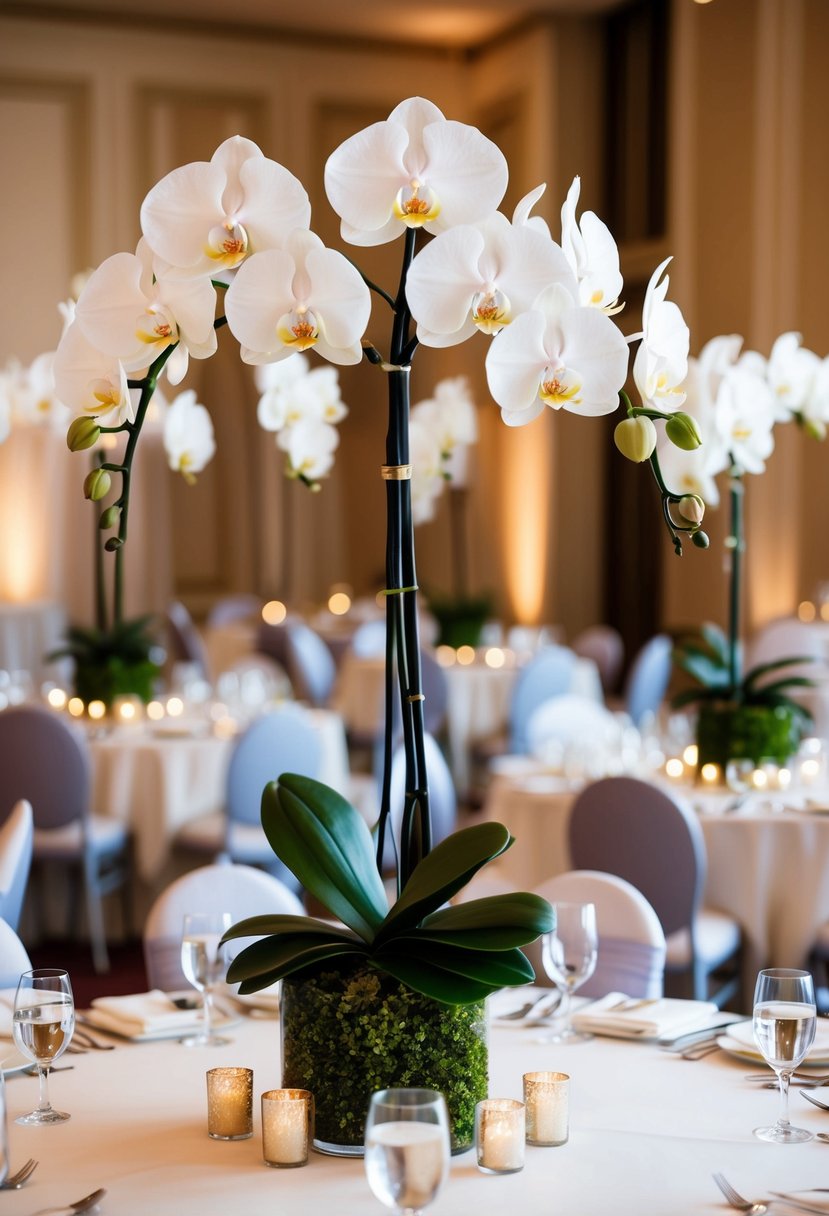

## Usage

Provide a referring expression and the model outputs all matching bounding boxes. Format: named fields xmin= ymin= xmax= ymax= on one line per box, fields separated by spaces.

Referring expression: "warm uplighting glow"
xmin=501 ymin=418 xmax=550 ymax=624
xmin=87 ymin=700 xmax=106 ymax=720
xmin=114 ymin=695 xmax=142 ymax=723
xmin=47 ymin=687 xmax=67 ymax=710
xmin=820 ymin=602 xmax=829 ymax=623
xmin=700 ymin=762 xmax=720 ymax=784
xmin=146 ymin=700 xmax=165 ymax=721
xmin=67 ymin=696 xmax=85 ymax=717
xmin=777 ymin=767 xmax=792 ymax=790
xmin=328 ymin=592 xmax=351 ymax=616
xmin=484 ymin=647 xmax=505 ymax=669
xmin=262 ymin=600 xmax=287 ymax=626
xmin=798 ymin=600 xmax=817 ymax=622
xmin=213 ymin=715 xmax=238 ymax=739
xmin=751 ymin=768 xmax=768 ymax=790
xmin=98 ymin=433 xmax=118 ymax=451
xmin=665 ymin=758 xmax=685 ymax=779
xmin=682 ymin=744 xmax=698 ymax=768
xmin=456 ymin=645 xmax=476 ymax=666
xmin=435 ymin=645 xmax=456 ymax=667
xmin=801 ymin=758 xmax=821 ymax=784
xmin=166 ymin=696 xmax=184 ymax=717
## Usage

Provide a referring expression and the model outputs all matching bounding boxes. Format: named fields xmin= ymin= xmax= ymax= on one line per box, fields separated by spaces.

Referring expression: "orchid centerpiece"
xmin=666 ymin=332 xmax=828 ymax=768
xmin=51 ymin=97 xmax=703 ymax=1146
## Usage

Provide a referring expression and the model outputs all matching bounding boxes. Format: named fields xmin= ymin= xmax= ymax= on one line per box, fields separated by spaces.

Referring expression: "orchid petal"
xmin=74 ymin=253 xmax=150 ymax=358
xmin=304 ymin=246 xmax=371 ymax=348
xmin=325 ymin=122 xmax=410 ymax=236
xmin=225 ymin=249 xmax=295 ymax=357
xmin=500 ymin=399 xmax=546 ymax=427
xmin=141 ymin=161 xmax=227 ymax=271
xmin=420 ymin=120 xmax=508 ymax=232
xmin=211 ymin=135 xmax=265 ymax=214
xmin=53 ymin=322 xmax=134 ymax=424
xmin=238 ymin=157 xmax=311 ymax=252
xmin=406 ymin=227 xmax=486 ymax=338
xmin=485 ymin=310 xmax=549 ymax=414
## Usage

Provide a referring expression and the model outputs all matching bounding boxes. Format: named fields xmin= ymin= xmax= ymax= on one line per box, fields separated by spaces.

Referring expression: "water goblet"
xmin=12 ymin=968 xmax=75 ymax=1124
xmin=752 ymin=967 xmax=817 ymax=1143
xmin=364 ymin=1088 xmax=450 ymax=1216
xmin=180 ymin=911 xmax=233 ymax=1046
xmin=538 ymin=901 xmax=598 ymax=1043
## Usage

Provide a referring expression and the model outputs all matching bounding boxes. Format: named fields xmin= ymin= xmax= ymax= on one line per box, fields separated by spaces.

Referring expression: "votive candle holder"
xmin=206 ymin=1067 xmax=253 ymax=1141
xmin=475 ymin=1099 xmax=525 ymax=1174
xmin=261 ymin=1088 xmax=314 ymax=1167
xmin=523 ymin=1071 xmax=569 ymax=1146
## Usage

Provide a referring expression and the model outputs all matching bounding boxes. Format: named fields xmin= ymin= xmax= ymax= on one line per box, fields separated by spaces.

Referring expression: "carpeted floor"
xmin=28 ymin=938 xmax=149 ymax=1009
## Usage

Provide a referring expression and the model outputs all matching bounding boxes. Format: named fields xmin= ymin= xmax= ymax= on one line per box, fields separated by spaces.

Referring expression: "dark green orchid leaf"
xmin=222 ymin=914 xmax=360 ymax=944
xmin=743 ymin=655 xmax=819 ymax=689
xmin=368 ymin=951 xmax=507 ymax=1005
xmin=747 ymin=675 xmax=817 ymax=697
xmin=405 ymin=926 xmax=542 ymax=951
xmin=377 ymin=823 xmax=513 ymax=941
xmin=421 ymin=893 xmax=555 ymax=945
xmin=750 ymin=691 xmax=813 ymax=721
xmin=374 ymin=939 xmax=533 ymax=1003
xmin=261 ymin=775 xmax=388 ymax=942
xmin=699 ymin=622 xmax=730 ymax=665
xmin=671 ymin=686 xmax=733 ymax=709
xmin=226 ymin=932 xmax=368 ymax=985
xmin=673 ymin=650 xmax=731 ymax=688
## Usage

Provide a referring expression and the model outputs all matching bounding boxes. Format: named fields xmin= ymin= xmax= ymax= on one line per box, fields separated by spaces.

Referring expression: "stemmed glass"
xmin=364 ymin=1088 xmax=450 ymax=1216
xmin=539 ymin=902 xmax=598 ymax=1043
xmin=752 ymin=967 xmax=817 ymax=1143
xmin=180 ymin=911 xmax=233 ymax=1047
xmin=12 ymin=968 xmax=75 ymax=1124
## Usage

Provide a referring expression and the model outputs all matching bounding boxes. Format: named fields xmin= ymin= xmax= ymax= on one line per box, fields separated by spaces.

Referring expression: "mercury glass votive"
xmin=523 ymin=1071 xmax=570 ymax=1146
xmin=475 ymin=1099 xmax=525 ymax=1174
xmin=206 ymin=1068 xmax=253 ymax=1140
xmin=113 ymin=694 xmax=144 ymax=725
xmin=261 ymin=1089 xmax=313 ymax=1167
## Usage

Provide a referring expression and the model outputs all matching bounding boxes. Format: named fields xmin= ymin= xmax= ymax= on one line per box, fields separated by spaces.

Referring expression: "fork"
xmin=799 ymin=1089 xmax=829 ymax=1111
xmin=712 ymin=1173 xmax=829 ymax=1215
xmin=1 ymin=1158 xmax=37 ymax=1189
xmin=497 ymin=992 xmax=557 ymax=1021
xmin=746 ymin=1072 xmax=829 ymax=1086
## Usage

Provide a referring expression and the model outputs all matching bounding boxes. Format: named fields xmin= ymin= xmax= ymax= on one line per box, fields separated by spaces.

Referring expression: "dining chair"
xmin=528 ymin=869 xmax=666 ymax=999
xmin=0 ymin=799 xmax=33 ymax=933
xmin=509 ymin=644 xmax=580 ymax=754
xmin=568 ymin=775 xmax=742 ymax=1007
xmin=0 ymin=705 xmax=131 ymax=973
xmin=571 ymin=625 xmax=625 ymax=697
xmin=525 ymin=694 xmax=622 ymax=761
xmin=165 ymin=600 xmax=211 ymax=680
xmin=350 ymin=619 xmax=387 ymax=659
xmin=283 ymin=621 xmax=337 ymax=707
xmin=175 ymin=704 xmax=323 ymax=891
xmin=143 ymin=861 xmax=304 ymax=992
xmin=620 ymin=633 xmax=673 ymax=729
xmin=205 ymin=594 xmax=262 ymax=630
xmin=379 ymin=732 xmax=458 ymax=872
xmin=0 ymin=915 xmax=32 ymax=989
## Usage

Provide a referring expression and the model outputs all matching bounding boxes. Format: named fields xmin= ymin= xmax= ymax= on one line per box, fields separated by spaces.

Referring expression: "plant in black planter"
xmin=660 ymin=333 xmax=827 ymax=772
xmin=48 ymin=615 xmax=161 ymax=708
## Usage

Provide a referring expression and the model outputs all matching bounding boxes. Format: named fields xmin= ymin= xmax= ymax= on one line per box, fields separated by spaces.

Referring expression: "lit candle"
xmin=456 ymin=645 xmax=476 ymax=666
xmin=206 ymin=1068 xmax=253 ymax=1141
xmin=523 ymin=1072 xmax=569 ymax=1146
xmin=682 ymin=744 xmax=698 ymax=769
xmin=261 ymin=1089 xmax=313 ymax=1167
xmin=113 ymin=694 xmax=143 ymax=725
xmin=700 ymin=762 xmax=720 ymax=786
xmin=665 ymin=757 xmax=685 ymax=781
xmin=475 ymin=1099 xmax=524 ymax=1174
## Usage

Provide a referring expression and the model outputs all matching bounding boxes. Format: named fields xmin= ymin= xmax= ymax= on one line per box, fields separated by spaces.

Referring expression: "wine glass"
xmin=752 ymin=967 xmax=817 ymax=1143
xmin=180 ymin=911 xmax=233 ymax=1047
xmin=12 ymin=968 xmax=75 ymax=1124
xmin=538 ymin=902 xmax=598 ymax=1043
xmin=364 ymin=1088 xmax=450 ymax=1216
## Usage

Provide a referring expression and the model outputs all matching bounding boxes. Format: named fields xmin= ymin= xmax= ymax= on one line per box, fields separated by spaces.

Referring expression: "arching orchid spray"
xmin=53 ymin=96 xmax=701 ymax=887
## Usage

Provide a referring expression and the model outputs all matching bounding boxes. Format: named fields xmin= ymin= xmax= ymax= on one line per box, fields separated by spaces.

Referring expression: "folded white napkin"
xmin=570 ymin=992 xmax=719 ymax=1040
xmin=88 ymin=990 xmax=200 ymax=1036
xmin=724 ymin=1017 xmax=829 ymax=1061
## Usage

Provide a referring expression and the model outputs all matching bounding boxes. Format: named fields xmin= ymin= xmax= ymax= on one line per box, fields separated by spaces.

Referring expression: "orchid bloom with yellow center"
xmin=52 ymin=322 xmax=134 ymax=425
xmin=162 ymin=389 xmax=216 ymax=484
xmin=632 ymin=256 xmax=689 ymax=411
xmin=140 ymin=135 xmax=311 ymax=279
xmin=324 ymin=96 xmax=508 ymax=248
xmin=406 ymin=198 xmax=577 ymax=349
xmin=224 ymin=228 xmax=370 ymax=366
xmin=486 ymin=282 xmax=629 ymax=427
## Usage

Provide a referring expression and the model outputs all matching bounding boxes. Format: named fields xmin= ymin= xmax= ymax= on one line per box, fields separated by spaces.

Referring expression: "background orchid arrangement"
xmin=668 ymin=332 xmax=828 ymax=723
xmin=254 ymin=354 xmax=348 ymax=487
xmin=409 ymin=375 xmax=477 ymax=526
xmin=51 ymin=95 xmax=702 ymax=1000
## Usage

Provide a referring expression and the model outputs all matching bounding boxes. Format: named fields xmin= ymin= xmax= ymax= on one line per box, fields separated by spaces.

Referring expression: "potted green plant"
xmin=48 ymin=614 xmax=161 ymax=708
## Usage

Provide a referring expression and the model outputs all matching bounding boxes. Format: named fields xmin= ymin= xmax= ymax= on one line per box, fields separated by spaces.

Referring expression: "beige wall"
xmin=2 ymin=2 xmax=828 ymax=641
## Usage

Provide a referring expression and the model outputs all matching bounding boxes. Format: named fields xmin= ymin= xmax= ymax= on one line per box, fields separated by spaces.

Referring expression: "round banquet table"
xmin=481 ymin=766 xmax=829 ymax=1003
xmin=3 ymin=1003 xmax=829 ymax=1215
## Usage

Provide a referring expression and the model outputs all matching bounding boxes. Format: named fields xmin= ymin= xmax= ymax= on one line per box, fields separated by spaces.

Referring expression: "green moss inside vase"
xmin=49 ymin=616 xmax=161 ymax=708
xmin=280 ymin=965 xmax=487 ymax=1154
xmin=696 ymin=701 xmax=803 ymax=770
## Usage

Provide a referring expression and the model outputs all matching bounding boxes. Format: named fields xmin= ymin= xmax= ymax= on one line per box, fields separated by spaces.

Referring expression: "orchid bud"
xmin=665 ymin=412 xmax=702 ymax=451
xmin=614 ymin=416 xmax=657 ymax=463
xmin=678 ymin=494 xmax=705 ymax=526
xmin=104 ymin=536 xmax=123 ymax=552
xmin=83 ymin=468 xmax=111 ymax=502
xmin=98 ymin=505 xmax=120 ymax=530
xmin=692 ymin=529 xmax=710 ymax=549
xmin=67 ymin=416 xmax=101 ymax=452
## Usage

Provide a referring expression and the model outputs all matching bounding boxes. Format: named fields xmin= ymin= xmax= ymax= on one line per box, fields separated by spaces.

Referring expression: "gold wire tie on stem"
xmin=380 ymin=585 xmax=418 ymax=596
xmin=406 ymin=694 xmax=425 ymax=702
xmin=380 ymin=464 xmax=412 ymax=480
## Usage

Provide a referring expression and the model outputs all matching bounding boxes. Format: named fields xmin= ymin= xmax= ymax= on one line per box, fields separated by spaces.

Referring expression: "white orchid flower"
xmin=6 ymin=352 xmax=71 ymax=431
xmin=73 ymin=244 xmax=217 ymax=385
xmin=632 ymin=256 xmax=689 ymax=411
xmin=657 ymin=437 xmax=721 ymax=509
xmin=302 ymin=366 xmax=348 ymax=425
xmin=324 ymin=96 xmax=508 ymax=247
xmin=657 ymin=359 xmax=724 ymax=504
xmin=224 ymin=229 xmax=371 ymax=366
xmin=485 ymin=283 xmax=629 ymax=426
xmin=0 ymin=393 xmax=9 ymax=444
xmin=560 ymin=176 xmax=623 ymax=314
xmin=278 ymin=416 xmax=339 ymax=481
xmin=140 ymin=135 xmax=311 ymax=279
xmin=409 ymin=411 xmax=447 ymax=524
xmin=406 ymin=211 xmax=577 ymax=348
xmin=803 ymin=356 xmax=829 ymax=434
xmin=411 ymin=376 xmax=477 ymax=487
xmin=511 ymin=185 xmax=551 ymax=237
xmin=163 ymin=389 xmax=216 ymax=482
xmin=53 ymin=321 xmax=135 ymax=425
xmin=256 ymin=353 xmax=311 ymax=432
xmin=713 ymin=363 xmax=776 ymax=476
xmin=766 ymin=331 xmax=821 ymax=422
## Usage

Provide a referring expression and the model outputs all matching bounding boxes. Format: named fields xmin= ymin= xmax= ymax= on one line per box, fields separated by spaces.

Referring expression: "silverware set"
xmin=1 ymin=1157 xmax=37 ymax=1189
xmin=713 ymin=1172 xmax=829 ymax=1215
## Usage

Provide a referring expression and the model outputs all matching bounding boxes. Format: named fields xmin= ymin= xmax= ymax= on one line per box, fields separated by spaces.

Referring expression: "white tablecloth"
xmin=482 ymin=769 xmax=829 ymax=1001
xmin=4 ymin=1007 xmax=829 ymax=1214
xmin=0 ymin=599 xmax=66 ymax=683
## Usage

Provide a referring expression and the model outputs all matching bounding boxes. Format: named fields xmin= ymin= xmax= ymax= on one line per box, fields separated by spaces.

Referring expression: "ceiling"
xmin=12 ymin=0 xmax=632 ymax=50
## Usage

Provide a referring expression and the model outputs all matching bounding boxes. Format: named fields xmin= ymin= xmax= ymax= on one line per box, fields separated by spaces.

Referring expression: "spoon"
xmin=816 ymin=1132 xmax=829 ymax=1143
xmin=31 ymin=1188 xmax=106 ymax=1216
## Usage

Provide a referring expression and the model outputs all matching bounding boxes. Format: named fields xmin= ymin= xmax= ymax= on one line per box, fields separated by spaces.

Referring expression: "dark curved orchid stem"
xmin=727 ymin=466 xmax=744 ymax=695
xmin=623 ymin=393 xmax=702 ymax=556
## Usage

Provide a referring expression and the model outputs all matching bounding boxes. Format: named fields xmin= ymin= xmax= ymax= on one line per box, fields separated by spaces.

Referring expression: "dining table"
xmin=3 ymin=998 xmax=829 ymax=1214
xmin=480 ymin=760 xmax=829 ymax=1001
